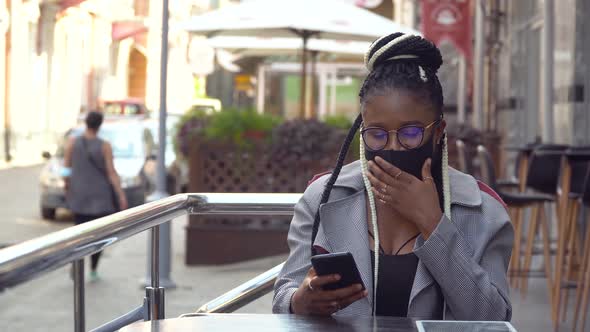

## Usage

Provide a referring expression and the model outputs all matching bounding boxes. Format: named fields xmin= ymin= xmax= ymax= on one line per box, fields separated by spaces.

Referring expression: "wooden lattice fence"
xmin=185 ymin=141 xmax=349 ymax=265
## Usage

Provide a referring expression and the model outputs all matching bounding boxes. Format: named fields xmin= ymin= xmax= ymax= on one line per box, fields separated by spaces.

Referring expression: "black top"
xmin=370 ymin=251 xmax=419 ymax=317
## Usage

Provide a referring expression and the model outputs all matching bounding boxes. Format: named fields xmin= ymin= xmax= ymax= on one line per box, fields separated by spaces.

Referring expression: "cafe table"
xmin=120 ymin=314 xmax=518 ymax=332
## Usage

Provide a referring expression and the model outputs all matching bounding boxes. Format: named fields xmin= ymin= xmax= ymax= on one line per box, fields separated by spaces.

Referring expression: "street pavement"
xmin=0 ymin=165 xmax=69 ymax=247
xmin=0 ymin=165 xmax=585 ymax=331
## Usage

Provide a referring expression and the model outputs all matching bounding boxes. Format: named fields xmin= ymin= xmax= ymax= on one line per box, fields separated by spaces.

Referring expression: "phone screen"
xmin=311 ymin=252 xmax=365 ymax=291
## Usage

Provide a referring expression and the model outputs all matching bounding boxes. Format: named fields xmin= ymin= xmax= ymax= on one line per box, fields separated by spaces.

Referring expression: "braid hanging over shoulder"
xmin=310 ymin=114 xmax=362 ymax=256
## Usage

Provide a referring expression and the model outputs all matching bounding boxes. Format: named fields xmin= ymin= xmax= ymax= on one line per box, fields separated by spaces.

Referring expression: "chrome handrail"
xmin=191 ymin=262 xmax=285 ymax=314
xmin=0 ymin=193 xmax=299 ymax=289
xmin=0 ymin=193 xmax=300 ymax=331
xmin=0 ymin=194 xmax=187 ymax=289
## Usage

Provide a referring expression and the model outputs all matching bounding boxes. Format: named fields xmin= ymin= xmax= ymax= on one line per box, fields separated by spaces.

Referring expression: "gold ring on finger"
xmin=394 ymin=171 xmax=403 ymax=179
xmin=381 ymin=185 xmax=388 ymax=194
xmin=308 ymin=283 xmax=314 ymax=292
xmin=424 ymin=176 xmax=433 ymax=181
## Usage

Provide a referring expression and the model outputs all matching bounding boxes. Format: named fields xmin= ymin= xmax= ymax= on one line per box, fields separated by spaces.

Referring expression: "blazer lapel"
xmin=316 ymin=189 xmax=373 ymax=309
xmin=408 ymin=242 xmax=436 ymax=312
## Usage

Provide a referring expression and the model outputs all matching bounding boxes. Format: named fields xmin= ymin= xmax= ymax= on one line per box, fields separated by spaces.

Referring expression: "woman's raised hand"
xmin=367 ymin=157 xmax=443 ymax=239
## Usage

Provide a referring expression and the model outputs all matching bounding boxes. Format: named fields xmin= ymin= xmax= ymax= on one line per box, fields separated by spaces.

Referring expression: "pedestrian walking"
xmin=63 ymin=111 xmax=128 ymax=281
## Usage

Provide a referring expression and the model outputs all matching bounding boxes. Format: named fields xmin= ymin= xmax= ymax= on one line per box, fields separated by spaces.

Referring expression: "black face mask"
xmin=364 ymin=134 xmax=445 ymax=210
xmin=364 ymin=134 xmax=436 ymax=180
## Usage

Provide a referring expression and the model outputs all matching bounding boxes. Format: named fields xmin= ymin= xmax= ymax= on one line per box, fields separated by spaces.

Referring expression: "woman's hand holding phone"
xmin=290 ymin=267 xmax=368 ymax=315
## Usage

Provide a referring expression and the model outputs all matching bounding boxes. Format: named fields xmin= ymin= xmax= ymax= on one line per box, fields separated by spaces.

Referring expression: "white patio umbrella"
xmin=206 ymin=36 xmax=370 ymax=58
xmin=183 ymin=0 xmax=419 ymax=118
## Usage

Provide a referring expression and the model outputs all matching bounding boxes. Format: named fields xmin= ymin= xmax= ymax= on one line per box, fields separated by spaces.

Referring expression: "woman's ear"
xmin=435 ymin=119 xmax=447 ymax=144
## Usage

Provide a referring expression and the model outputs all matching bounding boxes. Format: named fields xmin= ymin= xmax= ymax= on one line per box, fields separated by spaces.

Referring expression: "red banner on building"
xmin=421 ymin=0 xmax=472 ymax=60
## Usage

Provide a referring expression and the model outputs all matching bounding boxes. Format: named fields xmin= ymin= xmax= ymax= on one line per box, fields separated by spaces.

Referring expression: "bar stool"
xmin=477 ymin=146 xmax=557 ymax=295
xmin=519 ymin=146 xmax=569 ymax=293
xmin=455 ymin=139 xmax=472 ymax=174
xmin=572 ymin=164 xmax=590 ymax=332
xmin=496 ymin=145 xmax=524 ymax=190
xmin=507 ymin=143 xmax=566 ymax=192
xmin=504 ymin=143 xmax=537 ymax=193
xmin=475 ymin=142 xmax=520 ymax=190
xmin=477 ymin=145 xmax=522 ymax=284
xmin=551 ymin=148 xmax=590 ymax=329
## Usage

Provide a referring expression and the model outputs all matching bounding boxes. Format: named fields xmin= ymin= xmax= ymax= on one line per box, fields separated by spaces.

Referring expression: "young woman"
xmin=64 ymin=111 xmax=128 ymax=280
xmin=273 ymin=33 xmax=513 ymax=320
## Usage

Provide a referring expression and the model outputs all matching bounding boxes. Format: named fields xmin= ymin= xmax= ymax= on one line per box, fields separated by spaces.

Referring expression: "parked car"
xmin=39 ymin=120 xmax=155 ymax=220
xmin=101 ymin=98 xmax=149 ymax=116
xmin=142 ymin=114 xmax=189 ymax=194
xmin=188 ymin=98 xmax=222 ymax=114
xmin=76 ymin=99 xmax=149 ymax=124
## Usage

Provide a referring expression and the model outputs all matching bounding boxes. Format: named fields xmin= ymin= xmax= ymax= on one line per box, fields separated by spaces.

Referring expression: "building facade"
xmin=0 ymin=0 xmax=203 ymax=162
xmin=497 ymin=0 xmax=589 ymax=146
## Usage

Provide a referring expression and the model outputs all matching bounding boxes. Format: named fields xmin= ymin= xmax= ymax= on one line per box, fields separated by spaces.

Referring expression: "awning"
xmin=60 ymin=0 xmax=87 ymax=10
xmin=112 ymin=21 xmax=148 ymax=41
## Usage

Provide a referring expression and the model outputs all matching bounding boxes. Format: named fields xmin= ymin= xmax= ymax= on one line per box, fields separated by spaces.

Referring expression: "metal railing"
xmin=192 ymin=263 xmax=285 ymax=314
xmin=0 ymin=193 xmax=300 ymax=332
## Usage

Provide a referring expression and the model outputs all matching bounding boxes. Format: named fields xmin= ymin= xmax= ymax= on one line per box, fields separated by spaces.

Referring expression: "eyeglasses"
xmin=361 ymin=119 xmax=440 ymax=151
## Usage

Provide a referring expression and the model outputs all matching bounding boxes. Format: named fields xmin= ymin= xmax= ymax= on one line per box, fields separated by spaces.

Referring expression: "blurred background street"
xmin=1 ymin=0 xmax=589 ymax=331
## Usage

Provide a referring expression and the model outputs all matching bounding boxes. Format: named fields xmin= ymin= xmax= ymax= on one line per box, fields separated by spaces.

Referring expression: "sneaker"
xmin=89 ymin=270 xmax=99 ymax=282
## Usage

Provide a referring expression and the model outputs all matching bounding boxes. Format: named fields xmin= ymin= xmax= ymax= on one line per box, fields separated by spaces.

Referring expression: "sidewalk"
xmin=0 ymin=214 xmax=584 ymax=331
xmin=0 ymin=156 xmax=43 ymax=171
xmin=0 ymin=131 xmax=55 ymax=171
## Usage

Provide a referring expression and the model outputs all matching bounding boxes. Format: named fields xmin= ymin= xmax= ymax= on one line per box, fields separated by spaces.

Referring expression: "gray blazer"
xmin=273 ymin=160 xmax=513 ymax=321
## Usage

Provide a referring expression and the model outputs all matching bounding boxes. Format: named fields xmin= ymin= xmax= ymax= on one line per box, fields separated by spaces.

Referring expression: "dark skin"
xmin=290 ymin=267 xmax=368 ymax=315
xmin=364 ymin=89 xmax=446 ymax=253
xmin=291 ymin=89 xmax=446 ymax=316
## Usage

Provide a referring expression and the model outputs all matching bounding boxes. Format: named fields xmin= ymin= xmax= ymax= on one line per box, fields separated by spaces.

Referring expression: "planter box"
xmin=185 ymin=223 xmax=290 ymax=265
xmin=185 ymin=141 xmax=349 ymax=265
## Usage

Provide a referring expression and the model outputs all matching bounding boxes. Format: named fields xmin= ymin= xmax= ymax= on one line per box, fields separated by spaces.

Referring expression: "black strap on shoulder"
xmin=80 ymin=137 xmax=108 ymax=177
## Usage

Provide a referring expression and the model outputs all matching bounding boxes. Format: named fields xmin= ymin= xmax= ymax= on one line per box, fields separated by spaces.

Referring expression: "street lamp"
xmin=144 ymin=0 xmax=176 ymax=295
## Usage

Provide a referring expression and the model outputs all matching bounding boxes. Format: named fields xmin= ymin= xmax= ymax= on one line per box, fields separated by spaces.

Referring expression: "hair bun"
xmin=364 ymin=32 xmax=443 ymax=73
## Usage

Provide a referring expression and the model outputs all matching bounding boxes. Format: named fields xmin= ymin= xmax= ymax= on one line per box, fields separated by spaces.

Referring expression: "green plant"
xmin=270 ymin=119 xmax=347 ymax=164
xmin=323 ymin=115 xmax=353 ymax=130
xmin=204 ymin=108 xmax=282 ymax=147
xmin=174 ymin=106 xmax=210 ymax=157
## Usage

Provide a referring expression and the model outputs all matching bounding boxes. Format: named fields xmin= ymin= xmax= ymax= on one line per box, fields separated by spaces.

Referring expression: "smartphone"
xmin=311 ymin=252 xmax=366 ymax=291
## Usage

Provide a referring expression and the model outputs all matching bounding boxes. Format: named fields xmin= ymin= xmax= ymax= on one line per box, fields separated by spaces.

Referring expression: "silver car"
xmin=39 ymin=120 xmax=154 ymax=220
